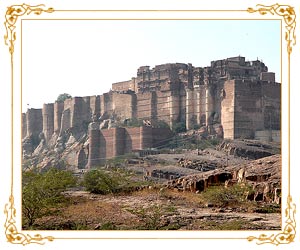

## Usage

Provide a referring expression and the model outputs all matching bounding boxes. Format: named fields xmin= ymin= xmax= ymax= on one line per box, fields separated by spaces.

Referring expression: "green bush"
xmin=83 ymin=168 xmax=152 ymax=195
xmin=22 ymin=168 xmax=77 ymax=228
xmin=83 ymin=169 xmax=120 ymax=194
xmin=155 ymin=120 xmax=170 ymax=129
xmin=200 ymin=184 xmax=254 ymax=207
xmin=172 ymin=122 xmax=186 ymax=133
xmin=56 ymin=93 xmax=72 ymax=102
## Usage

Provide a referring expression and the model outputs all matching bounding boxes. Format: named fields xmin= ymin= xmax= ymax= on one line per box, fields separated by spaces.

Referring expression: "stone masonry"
xmin=22 ymin=56 xmax=281 ymax=168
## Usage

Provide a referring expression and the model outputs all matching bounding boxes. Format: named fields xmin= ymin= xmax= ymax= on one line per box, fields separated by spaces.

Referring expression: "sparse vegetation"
xmin=105 ymin=153 xmax=136 ymax=167
xmin=82 ymin=169 xmax=121 ymax=194
xmin=125 ymin=118 xmax=144 ymax=127
xmin=22 ymin=168 xmax=77 ymax=228
xmin=126 ymin=204 xmax=164 ymax=230
xmin=56 ymin=93 xmax=72 ymax=102
xmin=197 ymin=219 xmax=245 ymax=230
xmin=82 ymin=167 xmax=152 ymax=195
xmin=199 ymin=184 xmax=255 ymax=208
xmin=172 ymin=121 xmax=186 ymax=133
xmin=165 ymin=135 xmax=222 ymax=151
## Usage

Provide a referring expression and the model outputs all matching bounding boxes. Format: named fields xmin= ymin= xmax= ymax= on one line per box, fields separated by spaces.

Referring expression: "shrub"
xmin=22 ymin=168 xmax=77 ymax=228
xmin=83 ymin=169 xmax=120 ymax=194
xmin=126 ymin=204 xmax=164 ymax=230
xmin=172 ymin=122 xmax=186 ymax=133
xmin=56 ymin=93 xmax=72 ymax=102
xmin=200 ymin=184 xmax=254 ymax=207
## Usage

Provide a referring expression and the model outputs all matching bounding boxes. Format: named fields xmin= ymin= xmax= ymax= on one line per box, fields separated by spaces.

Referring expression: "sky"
xmin=22 ymin=19 xmax=281 ymax=112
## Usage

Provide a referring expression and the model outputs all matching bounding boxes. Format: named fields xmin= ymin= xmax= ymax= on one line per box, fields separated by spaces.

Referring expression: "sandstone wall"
xmin=100 ymin=92 xmax=113 ymax=116
xmin=114 ymin=127 xmax=125 ymax=156
xmin=234 ymin=80 xmax=265 ymax=138
xmin=89 ymin=95 xmax=101 ymax=117
xmin=87 ymin=122 xmax=100 ymax=168
xmin=152 ymin=128 xmax=174 ymax=148
xmin=42 ymin=103 xmax=54 ymax=142
xmin=22 ymin=113 xmax=27 ymax=139
xmin=124 ymin=127 xmax=142 ymax=154
xmin=101 ymin=129 xmax=115 ymax=159
xmin=112 ymin=92 xmax=134 ymax=119
xmin=71 ymin=97 xmax=91 ymax=130
xmin=54 ymin=102 xmax=64 ymax=134
xmin=26 ymin=108 xmax=43 ymax=139
xmin=198 ymin=86 xmax=207 ymax=125
xmin=88 ymin=126 xmax=173 ymax=167
xmin=261 ymin=82 xmax=281 ymax=130
xmin=112 ymin=78 xmax=136 ymax=92
xmin=186 ymin=88 xmax=195 ymax=130
xmin=139 ymin=126 xmax=153 ymax=149
xmin=60 ymin=109 xmax=71 ymax=135
xmin=136 ymin=92 xmax=154 ymax=120
xmin=221 ymin=80 xmax=280 ymax=139
xmin=221 ymin=80 xmax=235 ymax=139
xmin=155 ymin=91 xmax=170 ymax=124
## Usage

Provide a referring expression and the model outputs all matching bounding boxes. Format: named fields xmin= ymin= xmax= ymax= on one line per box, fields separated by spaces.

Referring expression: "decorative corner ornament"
xmin=247 ymin=196 xmax=296 ymax=245
xmin=4 ymin=3 xmax=55 ymax=246
xmin=247 ymin=3 xmax=296 ymax=54
xmin=4 ymin=4 xmax=54 ymax=54
xmin=4 ymin=195 xmax=54 ymax=245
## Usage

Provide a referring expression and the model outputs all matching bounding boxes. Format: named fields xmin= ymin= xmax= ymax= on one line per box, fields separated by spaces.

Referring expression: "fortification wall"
xmin=221 ymin=80 xmax=235 ymax=139
xmin=112 ymin=79 xmax=136 ymax=92
xmin=54 ymin=102 xmax=64 ymax=134
xmin=124 ymin=127 xmax=142 ymax=154
xmin=87 ymin=122 xmax=100 ymax=168
xmin=22 ymin=113 xmax=27 ymax=139
xmin=152 ymin=128 xmax=174 ymax=148
xmin=198 ymin=86 xmax=207 ymax=125
xmin=114 ymin=127 xmax=125 ymax=156
xmin=221 ymin=80 xmax=280 ymax=139
xmin=89 ymin=95 xmax=101 ymax=117
xmin=112 ymin=92 xmax=134 ymax=119
xmin=71 ymin=97 xmax=90 ymax=129
xmin=139 ymin=126 xmax=153 ymax=149
xmin=100 ymin=92 xmax=113 ymax=116
xmin=101 ymin=129 xmax=115 ymax=159
xmin=155 ymin=91 xmax=170 ymax=124
xmin=186 ymin=89 xmax=195 ymax=130
xmin=136 ymin=92 xmax=154 ymax=120
xmin=261 ymin=82 xmax=281 ymax=130
xmin=22 ymin=58 xmax=281 ymax=158
xmin=60 ymin=109 xmax=71 ymax=135
xmin=87 ymin=126 xmax=173 ymax=167
xmin=26 ymin=108 xmax=43 ymax=139
xmin=233 ymin=80 xmax=267 ymax=139
xmin=42 ymin=103 xmax=54 ymax=142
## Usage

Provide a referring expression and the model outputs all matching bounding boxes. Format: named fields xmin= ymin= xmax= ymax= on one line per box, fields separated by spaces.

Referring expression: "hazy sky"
xmin=22 ymin=19 xmax=281 ymax=112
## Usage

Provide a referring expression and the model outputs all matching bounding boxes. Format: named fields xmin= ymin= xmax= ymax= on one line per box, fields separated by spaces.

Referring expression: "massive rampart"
xmin=87 ymin=126 xmax=173 ymax=167
xmin=22 ymin=56 xmax=281 ymax=169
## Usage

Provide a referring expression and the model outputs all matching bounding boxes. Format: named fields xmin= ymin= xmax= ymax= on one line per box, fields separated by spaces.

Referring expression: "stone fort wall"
xmin=87 ymin=126 xmax=173 ymax=167
xmin=22 ymin=56 xmax=281 ymax=166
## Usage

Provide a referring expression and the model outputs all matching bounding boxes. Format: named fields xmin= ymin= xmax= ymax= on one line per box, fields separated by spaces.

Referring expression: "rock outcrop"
xmin=167 ymin=154 xmax=281 ymax=204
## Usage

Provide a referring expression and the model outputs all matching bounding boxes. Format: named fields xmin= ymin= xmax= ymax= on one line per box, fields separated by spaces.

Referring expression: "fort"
xmin=22 ymin=56 xmax=280 ymax=169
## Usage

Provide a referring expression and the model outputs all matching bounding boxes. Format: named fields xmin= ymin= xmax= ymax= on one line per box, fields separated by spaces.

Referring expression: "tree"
xmin=83 ymin=169 xmax=120 ymax=194
xmin=22 ymin=168 xmax=77 ymax=228
xmin=56 ymin=93 xmax=72 ymax=102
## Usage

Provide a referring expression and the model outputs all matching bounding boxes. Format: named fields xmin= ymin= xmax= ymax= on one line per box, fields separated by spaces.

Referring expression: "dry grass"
xmin=33 ymin=187 xmax=280 ymax=230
